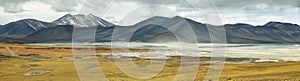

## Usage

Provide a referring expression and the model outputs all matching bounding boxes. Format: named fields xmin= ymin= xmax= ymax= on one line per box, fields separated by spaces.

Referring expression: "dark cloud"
xmin=0 ymin=0 xmax=31 ymax=13
xmin=213 ymin=0 xmax=300 ymax=10
xmin=120 ymin=0 xmax=300 ymax=11
xmin=0 ymin=0 xmax=298 ymax=25
xmin=42 ymin=0 xmax=82 ymax=12
xmin=0 ymin=0 xmax=82 ymax=13
xmin=1 ymin=0 xmax=299 ymax=13
xmin=118 ymin=0 xmax=181 ymax=5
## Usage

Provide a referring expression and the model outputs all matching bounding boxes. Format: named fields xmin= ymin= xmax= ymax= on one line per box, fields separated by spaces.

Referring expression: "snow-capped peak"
xmin=52 ymin=14 xmax=115 ymax=27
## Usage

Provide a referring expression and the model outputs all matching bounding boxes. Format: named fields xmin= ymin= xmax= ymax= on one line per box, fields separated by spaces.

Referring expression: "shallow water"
xmin=26 ymin=42 xmax=300 ymax=61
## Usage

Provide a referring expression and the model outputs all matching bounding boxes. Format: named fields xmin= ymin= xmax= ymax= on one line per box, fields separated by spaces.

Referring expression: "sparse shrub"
xmin=29 ymin=64 xmax=41 ymax=67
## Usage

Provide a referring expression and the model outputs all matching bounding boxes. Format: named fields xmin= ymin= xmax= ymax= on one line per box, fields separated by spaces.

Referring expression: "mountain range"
xmin=0 ymin=14 xmax=300 ymax=44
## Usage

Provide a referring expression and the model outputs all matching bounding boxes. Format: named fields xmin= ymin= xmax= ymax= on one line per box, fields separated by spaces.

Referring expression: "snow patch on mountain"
xmin=52 ymin=14 xmax=115 ymax=27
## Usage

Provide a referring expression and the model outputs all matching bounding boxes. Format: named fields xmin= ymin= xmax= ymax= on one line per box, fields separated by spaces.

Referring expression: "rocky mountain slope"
xmin=0 ymin=14 xmax=300 ymax=44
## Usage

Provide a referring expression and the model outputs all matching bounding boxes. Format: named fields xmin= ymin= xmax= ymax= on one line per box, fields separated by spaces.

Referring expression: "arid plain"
xmin=0 ymin=43 xmax=299 ymax=81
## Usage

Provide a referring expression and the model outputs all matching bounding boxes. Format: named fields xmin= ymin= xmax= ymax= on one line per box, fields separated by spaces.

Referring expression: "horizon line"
xmin=1 ymin=13 xmax=299 ymax=27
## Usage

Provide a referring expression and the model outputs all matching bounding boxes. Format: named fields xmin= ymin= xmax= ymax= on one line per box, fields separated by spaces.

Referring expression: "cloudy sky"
xmin=0 ymin=0 xmax=299 ymax=26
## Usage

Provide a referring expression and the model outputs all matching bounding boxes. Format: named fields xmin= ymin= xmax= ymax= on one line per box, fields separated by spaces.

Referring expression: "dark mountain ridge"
xmin=0 ymin=19 xmax=56 ymax=38
xmin=0 ymin=14 xmax=300 ymax=44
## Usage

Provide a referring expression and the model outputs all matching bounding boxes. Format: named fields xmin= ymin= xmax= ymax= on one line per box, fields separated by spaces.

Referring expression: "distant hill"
xmin=0 ymin=19 xmax=56 ymax=38
xmin=1 ymin=14 xmax=300 ymax=44
xmin=225 ymin=22 xmax=300 ymax=43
